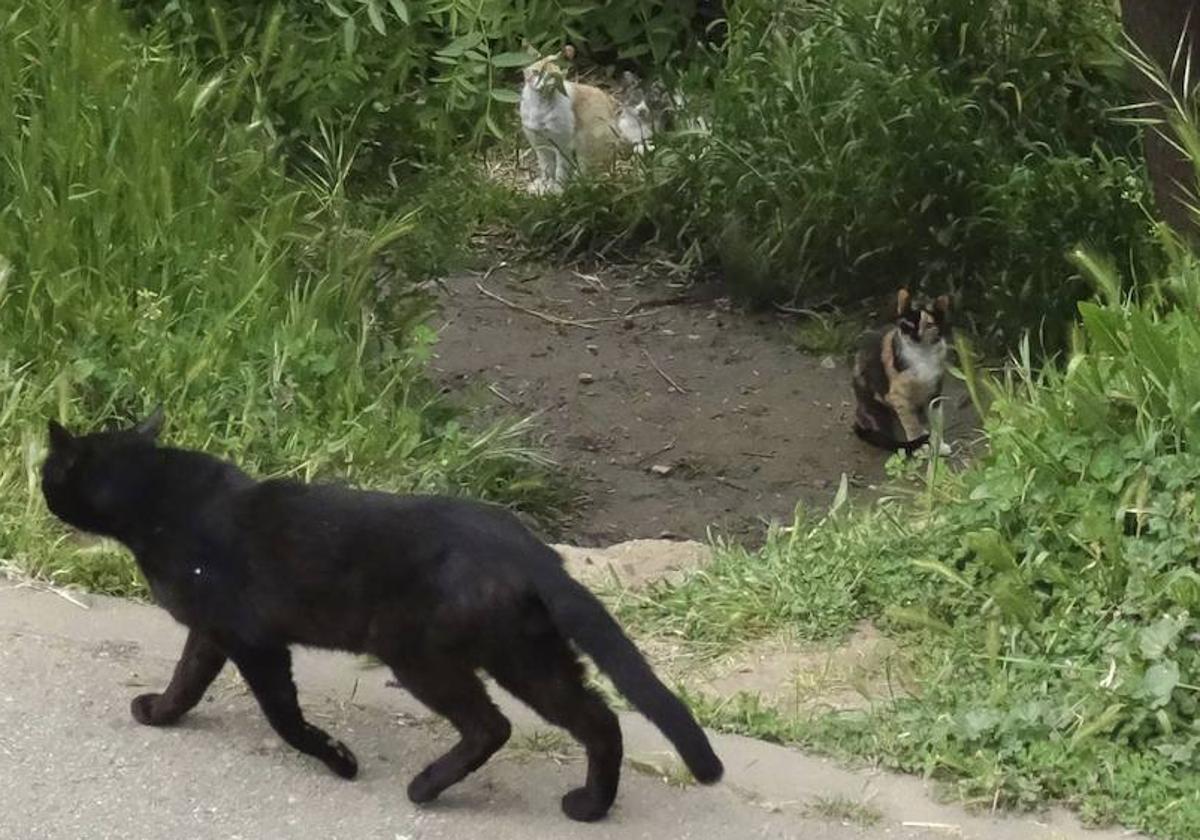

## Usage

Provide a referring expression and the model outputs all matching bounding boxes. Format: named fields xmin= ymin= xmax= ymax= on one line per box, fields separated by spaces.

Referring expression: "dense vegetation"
xmin=631 ymin=234 xmax=1200 ymax=836
xmin=0 ymin=0 xmax=561 ymax=592
xmin=515 ymin=0 xmax=1159 ymax=350
xmin=121 ymin=1 xmax=1156 ymax=349
xmin=5 ymin=0 xmax=1199 ymax=836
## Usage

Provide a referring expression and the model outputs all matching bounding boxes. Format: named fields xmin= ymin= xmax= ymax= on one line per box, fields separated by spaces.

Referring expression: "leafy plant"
xmin=0 ymin=0 xmax=564 ymax=593
xmin=120 ymin=0 xmax=709 ymax=169
xmin=512 ymin=0 xmax=1159 ymax=352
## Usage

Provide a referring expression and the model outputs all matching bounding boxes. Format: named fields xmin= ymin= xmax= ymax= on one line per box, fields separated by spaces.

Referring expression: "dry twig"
xmin=642 ymin=349 xmax=688 ymax=394
xmin=475 ymin=282 xmax=599 ymax=331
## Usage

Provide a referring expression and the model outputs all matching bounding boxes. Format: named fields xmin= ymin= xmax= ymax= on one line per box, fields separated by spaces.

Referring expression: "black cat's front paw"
xmin=322 ymin=738 xmax=358 ymax=780
xmin=130 ymin=693 xmax=176 ymax=726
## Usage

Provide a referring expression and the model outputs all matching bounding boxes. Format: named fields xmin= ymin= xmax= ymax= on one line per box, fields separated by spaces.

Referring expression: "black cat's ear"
xmin=896 ymin=288 xmax=912 ymax=315
xmin=48 ymin=419 xmax=75 ymax=451
xmin=134 ymin=404 xmax=165 ymax=441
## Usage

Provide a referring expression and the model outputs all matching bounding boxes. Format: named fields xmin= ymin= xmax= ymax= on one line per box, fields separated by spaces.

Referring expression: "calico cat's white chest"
xmin=520 ymin=83 xmax=575 ymax=139
xmin=616 ymin=109 xmax=653 ymax=152
xmin=896 ymin=337 xmax=946 ymax=393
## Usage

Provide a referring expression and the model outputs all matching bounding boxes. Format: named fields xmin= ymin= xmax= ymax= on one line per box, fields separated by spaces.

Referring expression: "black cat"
xmin=40 ymin=409 xmax=722 ymax=822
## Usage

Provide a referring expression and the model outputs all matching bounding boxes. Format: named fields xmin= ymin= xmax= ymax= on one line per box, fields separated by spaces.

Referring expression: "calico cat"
xmin=615 ymin=71 xmax=667 ymax=153
xmin=520 ymin=45 xmax=629 ymax=194
xmin=40 ymin=410 xmax=723 ymax=822
xmin=851 ymin=289 xmax=952 ymax=456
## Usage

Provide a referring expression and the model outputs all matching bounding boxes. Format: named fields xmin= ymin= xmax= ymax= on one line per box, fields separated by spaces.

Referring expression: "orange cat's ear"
xmin=934 ymin=294 xmax=950 ymax=314
xmin=563 ymin=44 xmax=576 ymax=61
xmin=896 ymin=288 xmax=912 ymax=315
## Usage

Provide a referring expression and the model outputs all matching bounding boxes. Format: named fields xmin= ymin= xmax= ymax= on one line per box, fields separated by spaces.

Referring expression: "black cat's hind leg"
xmin=231 ymin=645 xmax=358 ymax=779
xmin=132 ymin=629 xmax=227 ymax=726
xmin=386 ymin=660 xmax=512 ymax=805
xmin=488 ymin=638 xmax=623 ymax=822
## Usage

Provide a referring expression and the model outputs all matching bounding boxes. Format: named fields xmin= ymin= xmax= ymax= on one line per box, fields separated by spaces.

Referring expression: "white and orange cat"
xmin=520 ymin=46 xmax=636 ymax=194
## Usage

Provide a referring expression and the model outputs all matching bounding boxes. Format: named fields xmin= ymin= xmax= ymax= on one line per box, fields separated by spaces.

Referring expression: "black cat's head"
xmin=42 ymin=407 xmax=164 ymax=536
xmin=894 ymin=288 xmax=950 ymax=346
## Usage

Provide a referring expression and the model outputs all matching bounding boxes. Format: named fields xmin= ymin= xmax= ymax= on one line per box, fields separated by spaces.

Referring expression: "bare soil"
xmin=560 ymin=540 xmax=910 ymax=714
xmin=432 ymin=260 xmax=975 ymax=545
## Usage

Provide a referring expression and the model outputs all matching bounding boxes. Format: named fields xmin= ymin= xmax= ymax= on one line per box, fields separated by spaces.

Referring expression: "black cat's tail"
xmin=853 ymin=423 xmax=929 ymax=455
xmin=526 ymin=549 xmax=724 ymax=784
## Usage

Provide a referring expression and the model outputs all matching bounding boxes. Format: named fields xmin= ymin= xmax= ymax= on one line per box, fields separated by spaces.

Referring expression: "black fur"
xmin=41 ymin=412 xmax=723 ymax=822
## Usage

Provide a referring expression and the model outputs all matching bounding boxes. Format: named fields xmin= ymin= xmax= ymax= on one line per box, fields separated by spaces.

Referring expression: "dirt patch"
xmin=557 ymin=538 xmax=909 ymax=714
xmin=432 ymin=261 xmax=975 ymax=545
xmin=693 ymin=622 xmax=912 ymax=714
xmin=557 ymin=539 xmax=711 ymax=589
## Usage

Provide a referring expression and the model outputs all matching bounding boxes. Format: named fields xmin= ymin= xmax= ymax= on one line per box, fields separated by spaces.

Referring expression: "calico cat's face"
xmin=616 ymin=72 xmax=652 ymax=117
xmin=895 ymin=289 xmax=950 ymax=346
xmin=41 ymin=409 xmax=163 ymax=535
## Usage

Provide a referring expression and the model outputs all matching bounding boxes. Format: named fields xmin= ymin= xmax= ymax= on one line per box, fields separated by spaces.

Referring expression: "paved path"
xmin=0 ymin=579 xmax=1141 ymax=840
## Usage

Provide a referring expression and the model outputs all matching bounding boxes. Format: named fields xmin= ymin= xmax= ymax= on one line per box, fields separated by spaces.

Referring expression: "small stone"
xmin=586 ymin=344 xmax=599 ymax=355
xmin=650 ymin=464 xmax=673 ymax=476
xmin=821 ymin=355 xmax=836 ymax=369
xmin=578 ymin=372 xmax=595 ymax=384
xmin=622 ymin=318 xmax=635 ymax=330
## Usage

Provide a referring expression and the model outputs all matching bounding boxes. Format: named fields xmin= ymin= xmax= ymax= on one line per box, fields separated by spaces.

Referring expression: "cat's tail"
xmin=527 ymin=549 xmax=724 ymax=785
xmin=853 ymin=423 xmax=929 ymax=455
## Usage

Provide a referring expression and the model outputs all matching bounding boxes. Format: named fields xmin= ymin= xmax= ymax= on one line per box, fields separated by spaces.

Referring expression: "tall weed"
xmin=515 ymin=0 xmax=1158 ymax=351
xmin=0 ymin=0 xmax=561 ymax=593
xmin=120 ymin=0 xmax=710 ymax=169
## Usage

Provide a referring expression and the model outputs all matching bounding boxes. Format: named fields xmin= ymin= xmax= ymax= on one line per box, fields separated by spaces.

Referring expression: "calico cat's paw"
xmin=914 ymin=440 xmax=952 ymax=458
xmin=561 ymin=787 xmax=610 ymax=822
xmin=130 ymin=692 xmax=181 ymax=726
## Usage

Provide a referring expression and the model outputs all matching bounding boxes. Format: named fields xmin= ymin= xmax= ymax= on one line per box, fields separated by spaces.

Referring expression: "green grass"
xmin=502 ymin=0 xmax=1159 ymax=353
xmin=792 ymin=311 xmax=866 ymax=356
xmin=0 ymin=0 xmax=564 ymax=593
xmin=804 ymin=794 xmax=883 ymax=827
xmin=608 ymin=69 xmax=1200 ymax=835
xmin=624 ymin=252 xmax=1200 ymax=837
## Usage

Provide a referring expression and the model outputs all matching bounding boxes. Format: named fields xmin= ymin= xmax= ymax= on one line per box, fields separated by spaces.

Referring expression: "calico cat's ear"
xmin=896 ymin=288 xmax=912 ymax=315
xmin=134 ymin=404 xmax=165 ymax=441
xmin=47 ymin=419 xmax=75 ymax=451
xmin=934 ymin=294 xmax=951 ymax=314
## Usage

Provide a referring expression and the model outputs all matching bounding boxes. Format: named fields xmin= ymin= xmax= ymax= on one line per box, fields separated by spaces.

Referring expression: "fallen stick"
xmin=475 ymin=282 xmax=598 ymax=331
xmin=642 ymin=349 xmax=688 ymax=393
xmin=577 ymin=308 xmax=662 ymax=325
xmin=623 ymin=295 xmax=693 ymax=316
xmin=634 ymin=437 xmax=678 ymax=465
xmin=488 ymin=384 xmax=516 ymax=405
xmin=715 ymin=475 xmax=750 ymax=492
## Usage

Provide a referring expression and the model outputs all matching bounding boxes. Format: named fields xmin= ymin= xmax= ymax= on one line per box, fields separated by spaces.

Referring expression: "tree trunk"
xmin=1119 ymin=1 xmax=1200 ymax=237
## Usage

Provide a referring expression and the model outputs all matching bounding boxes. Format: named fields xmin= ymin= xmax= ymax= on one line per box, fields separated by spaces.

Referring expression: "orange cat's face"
xmin=523 ymin=53 xmax=567 ymax=95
